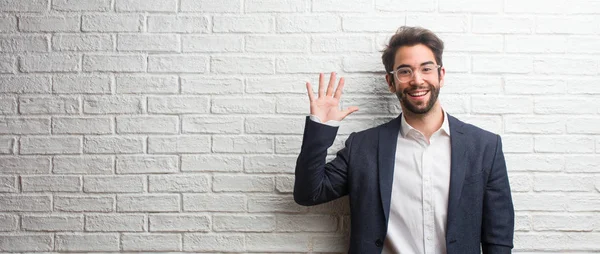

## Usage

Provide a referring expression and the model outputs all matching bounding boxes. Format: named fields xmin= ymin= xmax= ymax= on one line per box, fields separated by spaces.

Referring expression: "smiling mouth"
xmin=407 ymin=90 xmax=429 ymax=97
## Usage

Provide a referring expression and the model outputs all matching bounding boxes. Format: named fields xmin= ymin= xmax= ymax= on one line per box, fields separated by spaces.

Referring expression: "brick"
xmin=472 ymin=15 xmax=534 ymax=33
xmin=566 ymin=117 xmax=600 ymax=134
xmin=53 ymin=75 xmax=111 ymax=94
xmin=148 ymin=136 xmax=210 ymax=154
xmin=181 ymin=155 xmax=242 ymax=172
xmin=501 ymin=135 xmax=533 ymax=153
xmin=472 ymin=56 xmax=533 ymax=74
xmin=116 ymin=0 xmax=177 ymax=12
xmin=117 ymin=194 xmax=180 ymax=212
xmin=313 ymin=0 xmax=371 ymax=12
xmin=84 ymin=176 xmax=145 ymax=193
xmin=276 ymin=215 xmax=337 ymax=232
xmin=149 ymin=174 xmax=210 ymax=192
xmin=0 ymin=214 xmax=17 ymax=231
xmin=441 ymin=34 xmax=503 ymax=52
xmin=276 ymin=57 xmax=340 ymax=73
xmin=54 ymin=195 xmax=114 ymax=212
xmin=213 ymin=16 xmax=273 ymax=33
xmin=439 ymin=0 xmax=501 ymax=12
xmin=84 ymin=136 xmax=144 ymax=154
xmin=0 ymin=35 xmax=47 ymax=52
xmin=183 ymin=194 xmax=245 ymax=212
xmin=117 ymin=155 xmax=178 ymax=174
xmin=505 ymin=154 xmax=563 ymax=172
xmin=535 ymin=136 xmax=596 ymax=153
xmin=0 ymin=176 xmax=17 ymax=192
xmin=343 ymin=54 xmax=383 ymax=73
xmin=277 ymin=15 xmax=340 ymax=33
xmin=52 ymin=0 xmax=111 ymax=11
xmin=534 ymin=174 xmax=595 ymax=192
xmin=148 ymin=55 xmax=207 ymax=73
xmin=534 ymin=57 xmax=597 ymax=75
xmin=19 ymin=15 xmax=79 ymax=32
xmin=246 ymin=117 xmax=305 ymax=134
xmin=245 ymin=155 xmax=297 ymax=173
xmin=213 ymin=136 xmax=273 ymax=154
xmin=246 ymin=0 xmax=306 ymax=12
xmin=211 ymin=57 xmax=274 ymax=74
xmin=0 ymin=0 xmax=48 ymax=12
xmin=116 ymin=116 xmax=178 ymax=134
xmin=19 ymin=96 xmax=79 ymax=114
xmin=86 ymin=214 xmax=145 ymax=232
xmin=0 ymin=76 xmax=51 ymax=93
xmin=532 ymin=215 xmax=596 ymax=231
xmin=83 ymin=96 xmax=143 ymax=114
xmin=52 ymin=34 xmax=112 ymax=51
xmin=506 ymin=35 xmax=567 ymax=53
xmin=117 ymin=34 xmax=179 ymax=52
xmin=148 ymin=15 xmax=209 ymax=33
xmin=212 ymin=97 xmax=275 ymax=114
xmin=504 ymin=78 xmax=566 ymax=94
xmin=214 ymin=215 xmax=275 ymax=232
xmin=0 ymin=195 xmax=51 ymax=212
xmin=122 ymin=233 xmax=181 ymax=251
xmin=0 ymin=157 xmax=50 ymax=174
xmin=567 ymin=36 xmax=600 ymax=53
xmin=116 ymin=75 xmax=177 ymax=94
xmin=148 ymin=96 xmax=209 ymax=114
xmin=565 ymin=155 xmax=600 ymax=173
xmin=246 ymin=35 xmax=308 ymax=52
xmin=22 ymin=215 xmax=83 ymax=231
xmin=506 ymin=0 xmax=566 ymax=13
xmin=0 ymin=96 xmax=16 ymax=114
xmin=0 ymin=136 xmax=13 ymax=155
xmin=276 ymin=96 xmax=308 ymax=114
xmin=246 ymin=233 xmax=310 ymax=252
xmin=536 ymin=16 xmax=598 ymax=34
xmin=53 ymin=156 xmax=113 ymax=174
xmin=0 ymin=234 xmax=52 ymax=252
xmin=508 ymin=173 xmax=532 ymax=192
xmin=375 ymin=0 xmax=435 ymax=12
xmin=275 ymin=175 xmax=294 ymax=193
xmin=246 ymin=76 xmax=311 ymax=94
xmin=312 ymin=35 xmax=372 ymax=53
xmin=535 ymin=97 xmax=598 ymax=114
xmin=180 ymin=0 xmax=242 ymax=12
xmin=20 ymin=136 xmax=81 ymax=155
xmin=343 ymin=96 xmax=396 ymax=115
xmin=55 ymin=233 xmax=119 ymax=252
xmin=82 ymin=14 xmax=143 ymax=32
xmin=180 ymin=77 xmax=242 ymax=95
xmin=569 ymin=194 xmax=600 ymax=211
xmin=505 ymin=116 xmax=565 ymax=134
xmin=19 ymin=54 xmax=80 ymax=73
xmin=182 ymin=35 xmax=242 ymax=52
xmin=0 ymin=16 xmax=16 ymax=33
xmin=213 ymin=175 xmax=273 ymax=192
xmin=406 ymin=14 xmax=468 ymax=33
xmin=22 ymin=175 xmax=81 ymax=192
xmin=471 ymin=96 xmax=533 ymax=114
xmin=83 ymin=54 xmax=146 ymax=72
xmin=182 ymin=116 xmax=243 ymax=134
xmin=513 ymin=193 xmax=568 ymax=211
xmin=313 ymin=235 xmax=348 ymax=252
xmin=184 ymin=234 xmax=245 ymax=252
xmin=52 ymin=117 xmax=112 ymax=134
xmin=248 ymin=196 xmax=307 ymax=213
xmin=0 ymin=55 xmax=16 ymax=73
xmin=343 ymin=16 xmax=406 ymax=32
xmin=149 ymin=214 xmax=210 ymax=232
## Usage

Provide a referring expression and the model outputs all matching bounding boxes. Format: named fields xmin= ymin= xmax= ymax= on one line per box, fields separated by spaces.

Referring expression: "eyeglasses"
xmin=389 ymin=64 xmax=441 ymax=83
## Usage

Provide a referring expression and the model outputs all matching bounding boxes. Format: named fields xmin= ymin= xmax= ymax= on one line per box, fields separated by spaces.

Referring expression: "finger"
xmin=341 ymin=106 xmax=359 ymax=118
xmin=333 ymin=77 xmax=345 ymax=100
xmin=306 ymin=82 xmax=315 ymax=102
xmin=318 ymin=73 xmax=325 ymax=98
xmin=326 ymin=72 xmax=336 ymax=96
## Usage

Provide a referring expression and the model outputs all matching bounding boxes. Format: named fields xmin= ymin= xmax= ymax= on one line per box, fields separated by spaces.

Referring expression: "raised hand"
xmin=306 ymin=72 xmax=359 ymax=123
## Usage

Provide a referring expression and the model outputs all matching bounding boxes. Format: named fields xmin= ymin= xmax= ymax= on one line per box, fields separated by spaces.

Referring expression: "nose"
xmin=410 ymin=70 xmax=425 ymax=85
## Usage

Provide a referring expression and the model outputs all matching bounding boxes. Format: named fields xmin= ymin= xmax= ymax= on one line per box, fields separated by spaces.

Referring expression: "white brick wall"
xmin=0 ymin=0 xmax=598 ymax=253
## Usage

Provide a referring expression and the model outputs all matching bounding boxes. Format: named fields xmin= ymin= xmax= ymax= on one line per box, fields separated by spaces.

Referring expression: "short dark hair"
xmin=381 ymin=26 xmax=444 ymax=74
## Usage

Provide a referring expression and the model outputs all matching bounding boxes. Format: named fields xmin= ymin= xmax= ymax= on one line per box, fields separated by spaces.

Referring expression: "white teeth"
xmin=409 ymin=91 xmax=428 ymax=97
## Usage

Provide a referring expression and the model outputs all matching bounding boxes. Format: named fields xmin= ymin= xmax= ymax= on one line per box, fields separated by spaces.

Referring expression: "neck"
xmin=402 ymin=103 xmax=444 ymax=139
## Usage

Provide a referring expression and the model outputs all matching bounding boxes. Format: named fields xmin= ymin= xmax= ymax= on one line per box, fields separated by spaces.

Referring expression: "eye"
xmin=397 ymin=68 xmax=411 ymax=75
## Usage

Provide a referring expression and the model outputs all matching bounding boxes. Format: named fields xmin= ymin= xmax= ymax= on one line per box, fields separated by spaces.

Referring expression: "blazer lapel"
xmin=446 ymin=114 xmax=468 ymax=236
xmin=378 ymin=114 xmax=402 ymax=223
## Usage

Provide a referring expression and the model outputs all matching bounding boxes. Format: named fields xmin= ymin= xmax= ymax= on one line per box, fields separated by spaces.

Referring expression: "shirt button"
xmin=375 ymin=239 xmax=383 ymax=247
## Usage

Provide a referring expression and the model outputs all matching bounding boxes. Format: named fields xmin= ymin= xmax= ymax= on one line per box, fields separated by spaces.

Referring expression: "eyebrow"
xmin=395 ymin=61 xmax=435 ymax=70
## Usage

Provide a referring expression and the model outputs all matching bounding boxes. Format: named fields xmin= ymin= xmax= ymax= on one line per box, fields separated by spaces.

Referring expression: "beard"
xmin=395 ymin=83 xmax=440 ymax=115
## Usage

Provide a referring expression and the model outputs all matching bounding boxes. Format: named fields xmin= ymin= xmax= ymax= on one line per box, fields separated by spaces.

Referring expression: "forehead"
xmin=393 ymin=44 xmax=436 ymax=68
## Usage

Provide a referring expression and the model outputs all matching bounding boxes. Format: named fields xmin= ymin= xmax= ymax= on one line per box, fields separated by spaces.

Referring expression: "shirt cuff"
xmin=309 ymin=115 xmax=341 ymax=127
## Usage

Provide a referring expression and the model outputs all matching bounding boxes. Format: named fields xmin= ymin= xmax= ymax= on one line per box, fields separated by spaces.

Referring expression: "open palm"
xmin=306 ymin=72 xmax=359 ymax=122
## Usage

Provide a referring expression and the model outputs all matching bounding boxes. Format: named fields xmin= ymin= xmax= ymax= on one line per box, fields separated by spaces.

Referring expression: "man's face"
xmin=386 ymin=44 xmax=445 ymax=115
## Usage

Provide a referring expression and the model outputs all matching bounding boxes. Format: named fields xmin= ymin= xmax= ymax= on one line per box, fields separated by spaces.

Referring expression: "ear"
xmin=439 ymin=66 xmax=446 ymax=88
xmin=385 ymin=74 xmax=396 ymax=93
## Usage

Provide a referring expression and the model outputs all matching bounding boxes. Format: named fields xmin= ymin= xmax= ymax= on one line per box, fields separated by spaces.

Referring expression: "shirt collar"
xmin=400 ymin=111 xmax=451 ymax=138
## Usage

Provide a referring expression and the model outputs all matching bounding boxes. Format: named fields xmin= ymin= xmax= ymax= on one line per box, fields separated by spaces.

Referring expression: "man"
xmin=294 ymin=26 xmax=514 ymax=254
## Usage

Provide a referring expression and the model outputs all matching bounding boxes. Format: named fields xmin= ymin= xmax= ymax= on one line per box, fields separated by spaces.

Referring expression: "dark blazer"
xmin=294 ymin=114 xmax=514 ymax=254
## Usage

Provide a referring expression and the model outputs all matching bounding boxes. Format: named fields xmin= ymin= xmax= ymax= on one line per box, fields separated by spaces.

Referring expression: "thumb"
xmin=341 ymin=106 xmax=359 ymax=117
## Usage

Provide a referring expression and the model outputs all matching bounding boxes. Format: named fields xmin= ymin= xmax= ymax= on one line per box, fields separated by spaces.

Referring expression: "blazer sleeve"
xmin=293 ymin=116 xmax=352 ymax=206
xmin=481 ymin=135 xmax=515 ymax=254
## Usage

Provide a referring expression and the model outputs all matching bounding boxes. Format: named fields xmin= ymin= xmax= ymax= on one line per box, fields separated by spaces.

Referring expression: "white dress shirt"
xmin=309 ymin=113 xmax=451 ymax=254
